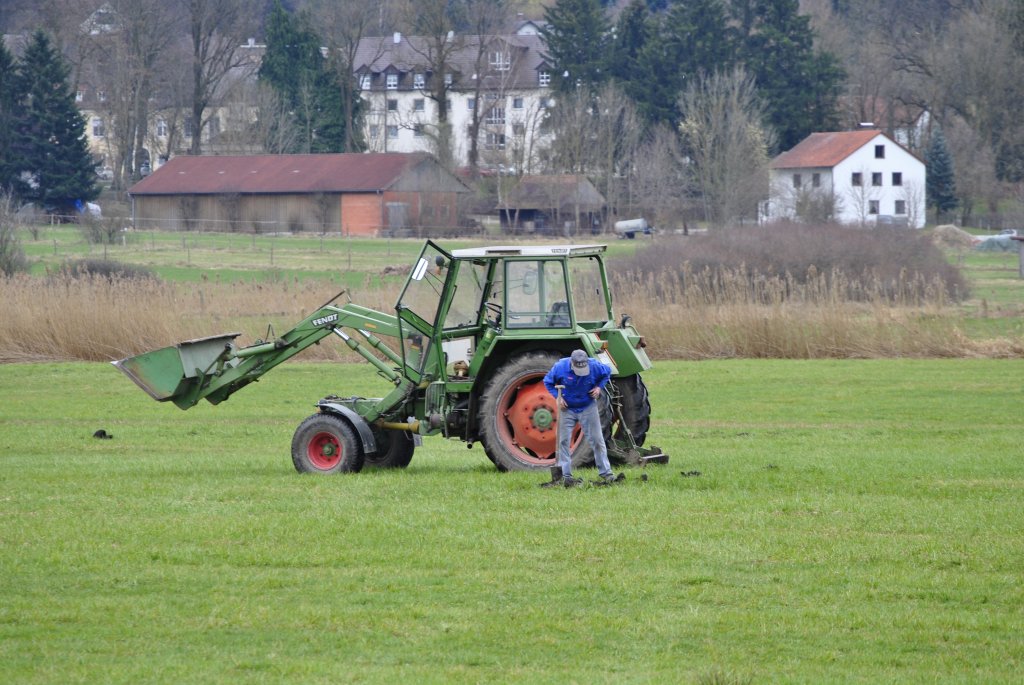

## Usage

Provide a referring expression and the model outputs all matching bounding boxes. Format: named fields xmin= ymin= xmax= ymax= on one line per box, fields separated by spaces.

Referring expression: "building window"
xmin=387 ymin=99 xmax=398 ymax=111
xmin=894 ymin=200 xmax=906 ymax=215
xmin=812 ymin=173 xmax=820 ymax=188
xmin=97 ymin=90 xmax=106 ymax=102
xmin=387 ymin=125 xmax=398 ymax=139
xmin=370 ymin=125 xmax=380 ymax=139
xmin=538 ymin=71 xmax=550 ymax=87
xmin=872 ymin=172 xmax=883 ymax=186
xmin=360 ymin=74 xmax=371 ymax=90
xmin=869 ymin=200 xmax=879 ymax=215
xmin=892 ymin=172 xmax=902 ymax=186
xmin=413 ymin=124 xmax=424 ymax=138
xmin=513 ymin=97 xmax=523 ymax=109
xmin=851 ymin=172 xmax=862 ymax=186
xmin=413 ymin=73 xmax=425 ymax=89
xmin=512 ymin=123 xmax=525 ymax=136
xmin=792 ymin=173 xmax=802 ymax=189
xmin=156 ymin=118 xmax=167 ymax=137
xmin=91 ymin=117 xmax=105 ymax=138
xmin=184 ymin=118 xmax=194 ymax=138
xmin=386 ymin=73 xmax=398 ymax=90
xmin=414 ymin=98 xmax=425 ymax=112
xmin=485 ymin=132 xmax=506 ymax=151
xmin=75 ymin=90 xmax=83 ymax=102
xmin=875 ymin=144 xmax=885 ymax=159
xmin=444 ymin=73 xmax=453 ymax=86
xmin=489 ymin=51 xmax=511 ymax=71
xmin=486 ymin=107 xmax=505 ymax=125
xmin=467 ymin=98 xmax=475 ymax=111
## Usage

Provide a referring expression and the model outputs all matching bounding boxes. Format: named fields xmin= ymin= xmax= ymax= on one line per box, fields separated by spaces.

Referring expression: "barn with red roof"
xmin=128 ymin=153 xmax=470 ymax=236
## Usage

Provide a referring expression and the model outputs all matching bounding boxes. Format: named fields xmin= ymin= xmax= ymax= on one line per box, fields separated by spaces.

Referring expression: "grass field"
xmin=2 ymin=359 xmax=1021 ymax=683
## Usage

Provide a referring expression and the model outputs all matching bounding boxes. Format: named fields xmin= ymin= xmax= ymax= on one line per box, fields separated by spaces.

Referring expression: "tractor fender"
xmin=316 ymin=401 xmax=378 ymax=456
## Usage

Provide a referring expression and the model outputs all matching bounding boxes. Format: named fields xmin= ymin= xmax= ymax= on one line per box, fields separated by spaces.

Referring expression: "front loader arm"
xmin=113 ymin=302 xmax=402 ymax=410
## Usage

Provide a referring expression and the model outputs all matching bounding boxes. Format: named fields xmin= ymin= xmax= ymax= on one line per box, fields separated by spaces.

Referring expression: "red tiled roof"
xmin=128 ymin=153 xmax=434 ymax=195
xmin=770 ymin=130 xmax=887 ymax=169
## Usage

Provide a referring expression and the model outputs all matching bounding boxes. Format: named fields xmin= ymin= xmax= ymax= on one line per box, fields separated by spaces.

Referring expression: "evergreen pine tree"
xmin=11 ymin=30 xmax=98 ymax=213
xmin=730 ymin=0 xmax=843 ymax=151
xmin=0 ymin=40 xmax=22 ymax=195
xmin=926 ymin=128 xmax=958 ymax=218
xmin=541 ymin=0 xmax=611 ymax=93
xmin=259 ymin=2 xmax=347 ymax=153
xmin=635 ymin=0 xmax=733 ymax=126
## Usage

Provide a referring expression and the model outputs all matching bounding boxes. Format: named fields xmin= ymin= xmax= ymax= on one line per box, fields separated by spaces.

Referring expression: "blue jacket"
xmin=543 ymin=356 xmax=612 ymax=410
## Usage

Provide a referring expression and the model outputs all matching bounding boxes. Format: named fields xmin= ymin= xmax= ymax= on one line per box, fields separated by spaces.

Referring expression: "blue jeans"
xmin=558 ymin=401 xmax=612 ymax=478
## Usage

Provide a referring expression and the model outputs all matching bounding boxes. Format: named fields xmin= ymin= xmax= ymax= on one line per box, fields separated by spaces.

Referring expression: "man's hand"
xmin=558 ymin=397 xmax=568 ymax=409
xmin=589 ymin=387 xmax=601 ymax=399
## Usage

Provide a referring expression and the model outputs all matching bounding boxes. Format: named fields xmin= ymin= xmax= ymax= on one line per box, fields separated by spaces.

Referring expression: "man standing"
xmin=543 ymin=349 xmax=622 ymax=487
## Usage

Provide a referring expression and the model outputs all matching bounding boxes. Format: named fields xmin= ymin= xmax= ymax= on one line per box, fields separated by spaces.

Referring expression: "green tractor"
xmin=114 ymin=241 xmax=667 ymax=474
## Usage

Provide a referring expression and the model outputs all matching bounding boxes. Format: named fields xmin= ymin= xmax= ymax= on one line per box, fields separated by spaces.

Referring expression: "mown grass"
xmin=1 ymin=359 xmax=1022 ymax=684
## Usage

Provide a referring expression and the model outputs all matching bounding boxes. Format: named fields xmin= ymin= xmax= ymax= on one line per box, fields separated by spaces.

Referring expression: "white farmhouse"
xmin=764 ymin=130 xmax=926 ymax=229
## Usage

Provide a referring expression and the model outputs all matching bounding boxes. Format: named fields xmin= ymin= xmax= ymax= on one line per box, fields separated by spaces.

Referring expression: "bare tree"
xmin=629 ymin=125 xmax=691 ymax=231
xmin=0 ymin=192 xmax=29 ymax=276
xmin=185 ymin=0 xmax=258 ymax=155
xmin=87 ymin=0 xmax=181 ymax=187
xmin=844 ymin=167 xmax=881 ymax=227
xmin=461 ymin=0 xmax=517 ymax=177
xmin=678 ymin=68 xmax=773 ymax=227
xmin=401 ymin=0 xmax=468 ymax=169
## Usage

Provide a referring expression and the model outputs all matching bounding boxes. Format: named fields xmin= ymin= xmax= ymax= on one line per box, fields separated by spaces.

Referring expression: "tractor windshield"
xmin=399 ymin=242 xmax=450 ymax=328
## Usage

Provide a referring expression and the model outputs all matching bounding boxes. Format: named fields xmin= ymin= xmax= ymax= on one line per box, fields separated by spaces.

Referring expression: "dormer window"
xmin=386 ymin=73 xmax=398 ymax=90
xmin=444 ymin=73 xmax=453 ymax=86
xmin=538 ymin=71 xmax=550 ymax=87
xmin=489 ymin=51 xmax=510 ymax=71
xmin=360 ymin=74 xmax=371 ymax=90
xmin=413 ymin=73 xmax=425 ymax=89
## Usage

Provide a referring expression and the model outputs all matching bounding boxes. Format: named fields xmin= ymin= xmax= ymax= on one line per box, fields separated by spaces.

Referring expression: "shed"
xmin=127 ymin=153 xmax=470 ymax=235
xmin=496 ymin=175 xmax=605 ymax=235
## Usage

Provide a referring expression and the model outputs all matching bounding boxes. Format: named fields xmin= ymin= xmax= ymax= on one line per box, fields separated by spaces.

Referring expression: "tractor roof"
xmin=451 ymin=245 xmax=607 ymax=259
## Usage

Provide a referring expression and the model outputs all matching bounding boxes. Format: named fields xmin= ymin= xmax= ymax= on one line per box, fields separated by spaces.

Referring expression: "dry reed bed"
xmin=1 ymin=269 xmax=1021 ymax=363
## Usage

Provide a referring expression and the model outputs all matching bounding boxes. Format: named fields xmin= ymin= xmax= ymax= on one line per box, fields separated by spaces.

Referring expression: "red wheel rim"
xmin=497 ymin=374 xmax=581 ymax=464
xmin=307 ymin=431 xmax=342 ymax=470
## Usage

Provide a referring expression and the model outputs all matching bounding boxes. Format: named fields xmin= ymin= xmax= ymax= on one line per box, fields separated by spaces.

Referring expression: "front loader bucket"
xmin=112 ymin=333 xmax=240 ymax=405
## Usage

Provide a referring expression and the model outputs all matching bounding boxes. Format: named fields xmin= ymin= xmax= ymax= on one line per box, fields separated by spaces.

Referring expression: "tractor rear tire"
xmin=479 ymin=352 xmax=609 ymax=472
xmin=364 ymin=428 xmax=415 ymax=469
xmin=611 ymin=374 xmax=651 ymax=446
xmin=291 ymin=413 xmax=365 ymax=474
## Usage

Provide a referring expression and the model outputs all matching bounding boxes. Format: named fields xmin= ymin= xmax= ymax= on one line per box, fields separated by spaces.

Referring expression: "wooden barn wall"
xmin=132 ymin=194 xmax=343 ymax=233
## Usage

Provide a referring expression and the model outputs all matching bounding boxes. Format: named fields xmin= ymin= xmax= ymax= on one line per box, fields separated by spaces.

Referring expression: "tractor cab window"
xmin=505 ymin=260 xmax=569 ymax=328
xmin=443 ymin=260 xmax=487 ymax=329
xmin=568 ymin=256 xmax=611 ymax=326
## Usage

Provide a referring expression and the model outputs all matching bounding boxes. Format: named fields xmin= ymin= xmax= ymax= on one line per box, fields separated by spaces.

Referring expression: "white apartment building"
xmin=353 ymin=28 xmax=554 ymax=173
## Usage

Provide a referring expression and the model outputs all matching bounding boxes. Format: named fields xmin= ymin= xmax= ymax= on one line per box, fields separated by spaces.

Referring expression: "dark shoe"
xmin=539 ymin=465 xmax=565 ymax=488
xmin=563 ymin=476 xmax=584 ymax=488
xmin=594 ymin=472 xmax=625 ymax=486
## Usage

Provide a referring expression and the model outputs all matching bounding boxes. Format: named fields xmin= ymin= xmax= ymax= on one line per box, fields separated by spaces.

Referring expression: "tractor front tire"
xmin=364 ymin=428 xmax=415 ymax=469
xmin=291 ymin=413 xmax=365 ymax=474
xmin=479 ymin=352 xmax=609 ymax=472
xmin=610 ymin=374 xmax=651 ymax=446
